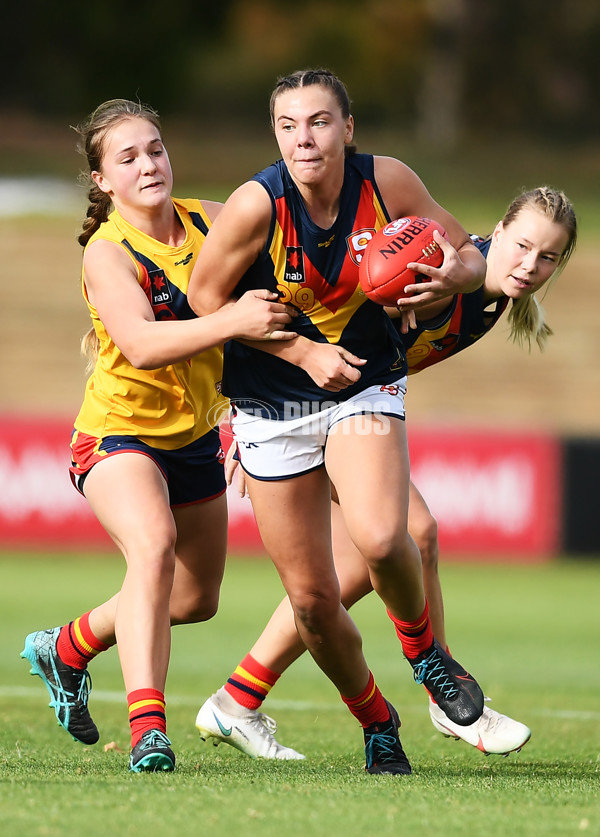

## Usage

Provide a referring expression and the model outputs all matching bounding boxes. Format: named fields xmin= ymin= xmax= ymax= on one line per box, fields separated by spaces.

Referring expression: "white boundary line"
xmin=1 ymin=685 xmax=599 ymax=720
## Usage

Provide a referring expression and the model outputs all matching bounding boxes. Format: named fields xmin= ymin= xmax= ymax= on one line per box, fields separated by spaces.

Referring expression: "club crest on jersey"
xmin=285 ymin=246 xmax=305 ymax=283
xmin=150 ymin=270 xmax=172 ymax=305
xmin=346 ymin=228 xmax=376 ymax=266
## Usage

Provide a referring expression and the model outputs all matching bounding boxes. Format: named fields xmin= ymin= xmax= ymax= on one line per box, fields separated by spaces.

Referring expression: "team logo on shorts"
xmin=285 ymin=247 xmax=305 ymax=283
xmin=380 ymin=384 xmax=400 ymax=396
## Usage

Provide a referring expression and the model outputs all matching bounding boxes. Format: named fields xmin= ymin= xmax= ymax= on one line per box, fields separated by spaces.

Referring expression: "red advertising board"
xmin=0 ymin=416 xmax=560 ymax=558
xmin=407 ymin=426 xmax=561 ymax=560
xmin=0 ymin=416 xmax=99 ymax=548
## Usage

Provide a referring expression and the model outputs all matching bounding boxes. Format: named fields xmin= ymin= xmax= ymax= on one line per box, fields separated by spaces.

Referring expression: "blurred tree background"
xmin=3 ymin=0 xmax=599 ymax=141
xmin=2 ymin=0 xmax=599 ymax=201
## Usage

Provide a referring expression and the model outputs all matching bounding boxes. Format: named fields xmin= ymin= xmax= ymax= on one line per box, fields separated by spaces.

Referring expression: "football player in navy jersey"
xmin=189 ymin=68 xmax=488 ymax=774
xmin=195 ymin=185 xmax=577 ymax=761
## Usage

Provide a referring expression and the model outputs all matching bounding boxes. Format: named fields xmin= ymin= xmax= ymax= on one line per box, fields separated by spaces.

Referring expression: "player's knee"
xmin=358 ymin=527 xmax=411 ymax=572
xmin=127 ymin=538 xmax=177 ymax=592
xmin=171 ymin=589 xmax=220 ymax=624
xmin=292 ymin=589 xmax=339 ymax=636
xmin=412 ymin=514 xmax=439 ymax=572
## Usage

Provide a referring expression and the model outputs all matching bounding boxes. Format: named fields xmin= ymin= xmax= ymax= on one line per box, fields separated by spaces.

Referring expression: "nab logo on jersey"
xmin=150 ymin=270 xmax=173 ymax=305
xmin=285 ymin=246 xmax=305 ymax=283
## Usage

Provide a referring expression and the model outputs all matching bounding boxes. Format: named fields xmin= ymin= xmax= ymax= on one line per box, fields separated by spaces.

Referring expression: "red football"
xmin=359 ymin=216 xmax=447 ymax=306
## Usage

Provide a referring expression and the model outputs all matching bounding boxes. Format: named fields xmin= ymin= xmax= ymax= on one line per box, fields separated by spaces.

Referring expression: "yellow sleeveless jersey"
xmin=73 ymin=198 xmax=227 ymax=449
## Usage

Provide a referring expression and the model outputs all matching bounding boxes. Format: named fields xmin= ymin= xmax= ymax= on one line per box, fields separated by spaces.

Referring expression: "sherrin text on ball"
xmin=359 ymin=216 xmax=447 ymax=306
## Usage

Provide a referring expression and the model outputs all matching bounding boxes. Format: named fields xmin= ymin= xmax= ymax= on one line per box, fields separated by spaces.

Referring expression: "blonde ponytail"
xmin=80 ymin=327 xmax=100 ymax=374
xmin=507 ymin=295 xmax=553 ymax=352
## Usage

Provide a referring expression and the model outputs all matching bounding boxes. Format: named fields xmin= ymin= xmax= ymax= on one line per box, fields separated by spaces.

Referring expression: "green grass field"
xmin=1 ymin=552 xmax=598 ymax=837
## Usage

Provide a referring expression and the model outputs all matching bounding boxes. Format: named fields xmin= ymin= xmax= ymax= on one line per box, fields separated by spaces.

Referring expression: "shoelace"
xmin=412 ymin=648 xmax=459 ymax=700
xmin=138 ymin=730 xmax=172 ymax=751
xmin=365 ymin=730 xmax=401 ymax=765
xmin=47 ymin=652 xmax=90 ymax=707
xmin=478 ymin=707 xmax=507 ymax=734
xmin=75 ymin=669 xmax=92 ymax=705
xmin=253 ymin=713 xmax=278 ymax=736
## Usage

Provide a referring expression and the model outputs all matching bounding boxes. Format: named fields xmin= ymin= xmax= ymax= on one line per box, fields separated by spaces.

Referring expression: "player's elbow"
xmin=119 ymin=336 xmax=164 ymax=370
xmin=124 ymin=348 xmax=162 ymax=370
xmin=189 ymin=284 xmax=226 ymax=317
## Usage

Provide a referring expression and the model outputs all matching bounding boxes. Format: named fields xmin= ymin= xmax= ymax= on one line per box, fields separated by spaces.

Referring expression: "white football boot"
xmin=196 ymin=694 xmax=305 ymax=760
xmin=429 ymin=697 xmax=531 ymax=755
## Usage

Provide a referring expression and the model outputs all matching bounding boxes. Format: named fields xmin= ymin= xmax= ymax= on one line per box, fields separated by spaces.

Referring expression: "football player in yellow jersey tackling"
xmin=20 ymin=98 xmax=296 ymax=773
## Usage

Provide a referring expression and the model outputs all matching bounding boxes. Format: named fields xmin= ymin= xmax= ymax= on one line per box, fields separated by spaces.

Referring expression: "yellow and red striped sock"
xmin=341 ymin=671 xmax=390 ymax=728
xmin=224 ymin=653 xmax=280 ymax=710
xmin=128 ymin=688 xmax=167 ymax=748
xmin=56 ymin=611 xmax=111 ymax=670
xmin=387 ymin=600 xmax=435 ymax=660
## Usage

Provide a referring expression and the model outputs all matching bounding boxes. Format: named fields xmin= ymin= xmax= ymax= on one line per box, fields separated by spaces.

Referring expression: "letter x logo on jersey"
xmin=285 ymin=246 xmax=305 ymax=283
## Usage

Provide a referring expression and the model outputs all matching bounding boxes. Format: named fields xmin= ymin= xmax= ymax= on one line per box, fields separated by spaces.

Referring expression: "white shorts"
xmin=231 ymin=377 xmax=407 ymax=480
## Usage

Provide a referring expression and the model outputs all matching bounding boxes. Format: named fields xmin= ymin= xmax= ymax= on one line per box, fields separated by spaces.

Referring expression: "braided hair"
xmin=74 ymin=98 xmax=162 ymax=247
xmin=74 ymin=99 xmax=162 ymax=367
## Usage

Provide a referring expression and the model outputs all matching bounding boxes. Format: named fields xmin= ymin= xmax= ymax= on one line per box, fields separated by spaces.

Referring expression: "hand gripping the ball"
xmin=358 ymin=216 xmax=448 ymax=307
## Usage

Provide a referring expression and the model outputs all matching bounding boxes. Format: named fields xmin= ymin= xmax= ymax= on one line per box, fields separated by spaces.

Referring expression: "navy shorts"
xmin=70 ymin=428 xmax=226 ymax=507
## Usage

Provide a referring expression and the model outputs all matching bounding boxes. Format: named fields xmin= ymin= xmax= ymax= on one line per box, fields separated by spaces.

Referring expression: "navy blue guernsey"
xmin=400 ymin=236 xmax=510 ymax=373
xmin=222 ymin=154 xmax=407 ymax=418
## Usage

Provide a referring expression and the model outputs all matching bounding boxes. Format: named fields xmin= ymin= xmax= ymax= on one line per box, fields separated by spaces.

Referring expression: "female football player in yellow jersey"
xmin=194 ymin=185 xmax=577 ymax=761
xmin=20 ymin=98 xmax=296 ymax=773
xmin=188 ymin=68 xmax=488 ymax=775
